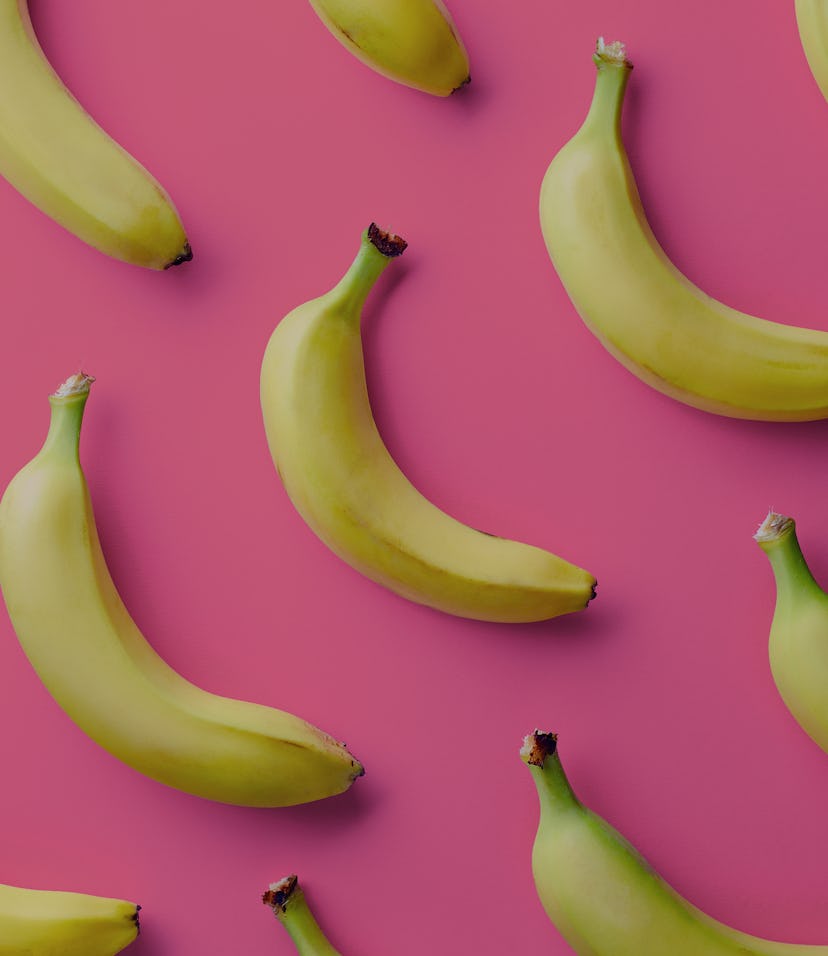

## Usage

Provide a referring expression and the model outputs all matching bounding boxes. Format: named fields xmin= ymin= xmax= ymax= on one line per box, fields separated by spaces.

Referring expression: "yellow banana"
xmin=540 ymin=38 xmax=828 ymax=421
xmin=0 ymin=374 xmax=363 ymax=807
xmin=755 ymin=511 xmax=828 ymax=755
xmin=796 ymin=0 xmax=828 ymax=102
xmin=263 ymin=876 xmax=342 ymax=956
xmin=0 ymin=882 xmax=138 ymax=956
xmin=260 ymin=224 xmax=597 ymax=624
xmin=0 ymin=0 xmax=190 ymax=269
xmin=306 ymin=0 xmax=469 ymax=96
xmin=522 ymin=730 xmax=828 ymax=955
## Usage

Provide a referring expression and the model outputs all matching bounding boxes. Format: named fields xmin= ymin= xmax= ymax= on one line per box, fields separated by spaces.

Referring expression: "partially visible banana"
xmin=522 ymin=730 xmax=828 ymax=956
xmin=796 ymin=1 xmax=828 ymax=102
xmin=755 ymin=511 xmax=828 ymax=755
xmin=540 ymin=38 xmax=828 ymax=421
xmin=0 ymin=0 xmax=191 ymax=269
xmin=260 ymin=224 xmax=597 ymax=623
xmin=306 ymin=0 xmax=469 ymax=96
xmin=0 ymin=881 xmax=138 ymax=956
xmin=263 ymin=875 xmax=342 ymax=956
xmin=0 ymin=374 xmax=363 ymax=807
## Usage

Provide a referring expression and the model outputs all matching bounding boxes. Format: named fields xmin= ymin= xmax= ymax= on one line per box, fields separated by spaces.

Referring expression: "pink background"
xmin=2 ymin=0 xmax=828 ymax=952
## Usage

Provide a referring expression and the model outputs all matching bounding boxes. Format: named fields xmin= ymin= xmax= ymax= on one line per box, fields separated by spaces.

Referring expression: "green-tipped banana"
xmin=796 ymin=1 xmax=828 ymax=102
xmin=260 ymin=224 xmax=597 ymax=623
xmin=0 ymin=882 xmax=139 ymax=955
xmin=539 ymin=38 xmax=828 ymax=421
xmin=0 ymin=374 xmax=363 ymax=807
xmin=0 ymin=0 xmax=191 ymax=269
xmin=755 ymin=511 xmax=828 ymax=754
xmin=522 ymin=730 xmax=828 ymax=955
xmin=307 ymin=0 xmax=469 ymax=96
xmin=263 ymin=876 xmax=342 ymax=956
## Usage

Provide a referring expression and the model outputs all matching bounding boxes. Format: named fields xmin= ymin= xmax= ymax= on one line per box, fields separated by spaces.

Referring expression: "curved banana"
xmin=263 ymin=875 xmax=342 ymax=956
xmin=755 ymin=511 xmax=828 ymax=754
xmin=796 ymin=1 xmax=828 ymax=102
xmin=0 ymin=374 xmax=363 ymax=807
xmin=0 ymin=0 xmax=191 ymax=269
xmin=0 ymin=881 xmax=138 ymax=956
xmin=260 ymin=224 xmax=597 ymax=624
xmin=540 ymin=38 xmax=828 ymax=421
xmin=522 ymin=730 xmax=828 ymax=955
xmin=306 ymin=0 xmax=469 ymax=96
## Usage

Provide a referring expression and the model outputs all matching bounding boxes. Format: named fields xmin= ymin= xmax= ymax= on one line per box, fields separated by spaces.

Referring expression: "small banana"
xmin=540 ymin=38 xmax=828 ymax=421
xmin=755 ymin=511 xmax=828 ymax=755
xmin=260 ymin=224 xmax=597 ymax=623
xmin=0 ymin=881 xmax=138 ymax=956
xmin=0 ymin=374 xmax=363 ymax=807
xmin=796 ymin=1 xmax=828 ymax=102
xmin=0 ymin=0 xmax=191 ymax=269
xmin=306 ymin=0 xmax=469 ymax=96
xmin=263 ymin=875 xmax=342 ymax=956
xmin=522 ymin=730 xmax=828 ymax=955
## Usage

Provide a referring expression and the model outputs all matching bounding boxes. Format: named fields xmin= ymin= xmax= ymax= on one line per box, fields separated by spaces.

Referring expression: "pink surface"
xmin=2 ymin=0 xmax=828 ymax=952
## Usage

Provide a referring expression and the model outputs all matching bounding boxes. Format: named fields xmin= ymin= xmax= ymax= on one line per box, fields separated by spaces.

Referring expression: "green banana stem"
xmin=582 ymin=38 xmax=632 ymax=138
xmin=328 ymin=223 xmax=407 ymax=313
xmin=263 ymin=876 xmax=342 ymax=956
xmin=41 ymin=373 xmax=94 ymax=460
xmin=755 ymin=512 xmax=825 ymax=602
xmin=521 ymin=731 xmax=581 ymax=819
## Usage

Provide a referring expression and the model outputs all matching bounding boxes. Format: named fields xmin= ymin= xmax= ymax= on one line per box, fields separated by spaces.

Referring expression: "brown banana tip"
xmin=520 ymin=730 xmax=558 ymax=767
xmin=133 ymin=905 xmax=141 ymax=934
xmin=164 ymin=242 xmax=193 ymax=269
xmin=263 ymin=875 xmax=299 ymax=914
xmin=588 ymin=580 xmax=598 ymax=604
xmin=367 ymin=223 xmax=407 ymax=257
xmin=451 ymin=74 xmax=471 ymax=93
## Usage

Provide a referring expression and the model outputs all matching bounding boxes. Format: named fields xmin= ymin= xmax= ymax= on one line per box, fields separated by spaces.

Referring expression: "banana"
xmin=306 ymin=0 xmax=469 ymax=96
xmin=263 ymin=875 xmax=342 ymax=956
xmin=0 ymin=881 xmax=138 ymax=956
xmin=0 ymin=373 xmax=363 ymax=807
xmin=0 ymin=0 xmax=191 ymax=269
xmin=796 ymin=1 xmax=828 ymax=102
xmin=260 ymin=224 xmax=597 ymax=624
xmin=540 ymin=38 xmax=828 ymax=421
xmin=755 ymin=510 xmax=828 ymax=755
xmin=522 ymin=730 xmax=828 ymax=955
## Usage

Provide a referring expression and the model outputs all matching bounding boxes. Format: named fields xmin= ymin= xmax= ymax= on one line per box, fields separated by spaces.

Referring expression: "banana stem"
xmin=263 ymin=876 xmax=343 ymax=956
xmin=328 ymin=223 xmax=407 ymax=313
xmin=41 ymin=374 xmax=94 ymax=460
xmin=755 ymin=512 xmax=826 ymax=602
xmin=583 ymin=38 xmax=632 ymax=137
xmin=521 ymin=731 xmax=581 ymax=819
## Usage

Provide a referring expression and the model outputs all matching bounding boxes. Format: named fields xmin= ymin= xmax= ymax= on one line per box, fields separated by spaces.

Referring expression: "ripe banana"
xmin=0 ymin=0 xmax=190 ymax=269
xmin=755 ymin=510 xmax=828 ymax=755
xmin=540 ymin=38 xmax=828 ymax=421
xmin=263 ymin=875 xmax=342 ymax=956
xmin=796 ymin=1 xmax=828 ymax=102
xmin=0 ymin=881 xmax=138 ymax=956
xmin=306 ymin=0 xmax=469 ymax=96
xmin=260 ymin=224 xmax=597 ymax=623
xmin=522 ymin=730 xmax=828 ymax=955
xmin=0 ymin=373 xmax=363 ymax=807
